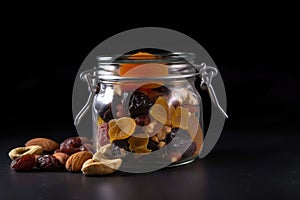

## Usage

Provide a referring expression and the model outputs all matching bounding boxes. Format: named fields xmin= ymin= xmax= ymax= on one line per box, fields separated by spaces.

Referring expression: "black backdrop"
xmin=3 ymin=12 xmax=298 ymax=136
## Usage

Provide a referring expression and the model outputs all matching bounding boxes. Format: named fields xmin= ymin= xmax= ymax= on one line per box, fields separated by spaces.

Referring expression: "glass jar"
xmin=74 ymin=52 xmax=227 ymax=173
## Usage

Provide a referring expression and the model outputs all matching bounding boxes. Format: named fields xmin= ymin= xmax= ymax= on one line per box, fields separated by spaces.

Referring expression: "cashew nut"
xmin=81 ymin=158 xmax=122 ymax=176
xmin=8 ymin=145 xmax=43 ymax=160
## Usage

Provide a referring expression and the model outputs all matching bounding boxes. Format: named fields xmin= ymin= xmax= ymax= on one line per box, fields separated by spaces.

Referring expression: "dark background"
xmin=1 ymin=5 xmax=299 ymax=200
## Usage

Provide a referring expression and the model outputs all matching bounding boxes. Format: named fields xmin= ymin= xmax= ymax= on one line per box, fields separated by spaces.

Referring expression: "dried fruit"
xmin=53 ymin=152 xmax=69 ymax=165
xmin=81 ymin=158 xmax=122 ymax=176
xmin=171 ymin=106 xmax=191 ymax=130
xmin=98 ymin=123 xmax=110 ymax=146
xmin=25 ymin=138 xmax=59 ymax=152
xmin=37 ymin=155 xmax=62 ymax=171
xmin=10 ymin=155 xmax=36 ymax=171
xmin=129 ymin=91 xmax=153 ymax=118
xmin=58 ymin=136 xmax=90 ymax=155
xmin=128 ymin=134 xmax=151 ymax=153
xmin=182 ymin=142 xmax=197 ymax=159
xmin=149 ymin=96 xmax=174 ymax=125
xmin=135 ymin=114 xmax=151 ymax=126
xmin=97 ymin=117 xmax=105 ymax=125
xmin=188 ymin=114 xmax=203 ymax=155
xmin=65 ymin=151 xmax=93 ymax=172
xmin=108 ymin=117 xmax=136 ymax=141
xmin=96 ymin=103 xmax=114 ymax=122
xmin=112 ymin=139 xmax=130 ymax=151
xmin=8 ymin=145 xmax=43 ymax=160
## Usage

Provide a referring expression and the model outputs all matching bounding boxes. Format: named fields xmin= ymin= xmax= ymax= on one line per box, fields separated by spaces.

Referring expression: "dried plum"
xmin=113 ymin=139 xmax=130 ymax=151
xmin=37 ymin=155 xmax=62 ymax=171
xmin=129 ymin=91 xmax=153 ymax=118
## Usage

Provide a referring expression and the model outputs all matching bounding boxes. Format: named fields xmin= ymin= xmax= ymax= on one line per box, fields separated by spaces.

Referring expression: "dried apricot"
xmin=128 ymin=134 xmax=151 ymax=153
xmin=171 ymin=106 xmax=191 ymax=130
xmin=98 ymin=117 xmax=105 ymax=125
xmin=108 ymin=117 xmax=136 ymax=142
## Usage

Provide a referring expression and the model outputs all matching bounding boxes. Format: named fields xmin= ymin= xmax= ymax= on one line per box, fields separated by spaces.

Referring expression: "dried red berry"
xmin=10 ymin=155 xmax=36 ymax=171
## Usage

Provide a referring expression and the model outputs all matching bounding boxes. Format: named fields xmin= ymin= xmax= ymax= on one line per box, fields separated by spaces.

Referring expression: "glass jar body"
xmin=92 ymin=78 xmax=204 ymax=168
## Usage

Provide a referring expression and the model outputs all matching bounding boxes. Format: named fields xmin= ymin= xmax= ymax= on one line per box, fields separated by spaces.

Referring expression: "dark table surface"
xmin=1 ymin=129 xmax=299 ymax=200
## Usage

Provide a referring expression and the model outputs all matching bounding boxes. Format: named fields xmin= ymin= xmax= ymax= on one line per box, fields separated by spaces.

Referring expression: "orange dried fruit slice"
xmin=119 ymin=52 xmax=169 ymax=90
xmin=128 ymin=133 xmax=151 ymax=153
xmin=108 ymin=117 xmax=136 ymax=142
xmin=188 ymin=114 xmax=203 ymax=155
xmin=171 ymin=106 xmax=191 ymax=130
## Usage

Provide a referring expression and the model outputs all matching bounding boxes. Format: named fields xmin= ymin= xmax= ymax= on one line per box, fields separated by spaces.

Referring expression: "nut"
xmin=157 ymin=141 xmax=166 ymax=148
xmin=65 ymin=151 xmax=92 ymax=172
xmin=8 ymin=145 xmax=43 ymax=160
xmin=81 ymin=158 xmax=122 ymax=176
xmin=25 ymin=138 xmax=59 ymax=152
xmin=10 ymin=155 xmax=36 ymax=171
xmin=53 ymin=152 xmax=69 ymax=165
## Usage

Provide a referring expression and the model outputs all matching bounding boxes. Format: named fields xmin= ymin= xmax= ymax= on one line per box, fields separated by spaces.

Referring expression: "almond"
xmin=25 ymin=138 xmax=59 ymax=152
xmin=65 ymin=151 xmax=92 ymax=172
xmin=53 ymin=152 xmax=69 ymax=165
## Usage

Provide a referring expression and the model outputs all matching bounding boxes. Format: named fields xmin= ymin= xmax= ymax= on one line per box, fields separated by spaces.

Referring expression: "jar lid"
xmin=90 ymin=52 xmax=199 ymax=81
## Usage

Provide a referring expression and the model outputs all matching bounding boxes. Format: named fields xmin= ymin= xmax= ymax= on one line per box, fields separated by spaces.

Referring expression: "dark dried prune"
xmin=59 ymin=136 xmax=89 ymax=155
xmin=182 ymin=142 xmax=197 ymax=159
xmin=10 ymin=155 xmax=36 ymax=171
xmin=135 ymin=114 xmax=151 ymax=126
xmin=113 ymin=139 xmax=130 ymax=151
xmin=129 ymin=91 xmax=153 ymax=118
xmin=37 ymin=155 xmax=62 ymax=171
xmin=147 ymin=140 xmax=159 ymax=151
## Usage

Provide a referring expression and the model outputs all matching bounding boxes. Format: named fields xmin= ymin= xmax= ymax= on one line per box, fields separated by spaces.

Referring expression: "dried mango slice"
xmin=128 ymin=133 xmax=151 ymax=153
xmin=149 ymin=97 xmax=175 ymax=125
xmin=188 ymin=114 xmax=203 ymax=155
xmin=108 ymin=117 xmax=136 ymax=142
xmin=171 ymin=106 xmax=191 ymax=130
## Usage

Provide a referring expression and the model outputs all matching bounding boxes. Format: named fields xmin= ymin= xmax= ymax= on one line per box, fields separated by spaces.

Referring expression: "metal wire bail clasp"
xmin=199 ymin=63 xmax=228 ymax=118
xmin=74 ymin=68 xmax=98 ymax=126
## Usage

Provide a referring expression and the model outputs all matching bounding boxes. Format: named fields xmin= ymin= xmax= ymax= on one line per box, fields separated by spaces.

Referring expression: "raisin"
xmin=129 ymin=91 xmax=153 ymax=118
xmin=147 ymin=140 xmax=159 ymax=151
xmin=135 ymin=114 xmax=151 ymax=126
xmin=37 ymin=155 xmax=62 ymax=171
xmin=113 ymin=139 xmax=130 ymax=151
xmin=59 ymin=137 xmax=89 ymax=155
xmin=10 ymin=155 xmax=36 ymax=171
xmin=182 ymin=142 xmax=197 ymax=159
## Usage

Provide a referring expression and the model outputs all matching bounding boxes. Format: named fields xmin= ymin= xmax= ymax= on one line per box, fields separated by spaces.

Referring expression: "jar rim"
xmin=96 ymin=52 xmax=196 ymax=64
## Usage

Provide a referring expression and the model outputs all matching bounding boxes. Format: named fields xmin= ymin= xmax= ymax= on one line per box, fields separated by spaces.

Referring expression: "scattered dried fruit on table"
xmin=65 ymin=151 xmax=93 ymax=172
xmin=10 ymin=155 xmax=36 ymax=171
xmin=8 ymin=145 xmax=43 ymax=160
xmin=108 ymin=117 xmax=136 ymax=141
xmin=128 ymin=134 xmax=151 ymax=153
xmin=37 ymin=155 xmax=62 ymax=171
xmin=25 ymin=138 xmax=59 ymax=152
xmin=58 ymin=136 xmax=90 ymax=155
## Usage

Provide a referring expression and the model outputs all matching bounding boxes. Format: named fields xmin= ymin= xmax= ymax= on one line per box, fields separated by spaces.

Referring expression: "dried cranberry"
xmin=182 ymin=142 xmax=197 ymax=159
xmin=129 ymin=91 xmax=153 ymax=118
xmin=10 ymin=155 xmax=36 ymax=171
xmin=98 ymin=123 xmax=110 ymax=146
xmin=135 ymin=114 xmax=151 ymax=126
xmin=37 ymin=155 xmax=62 ymax=171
